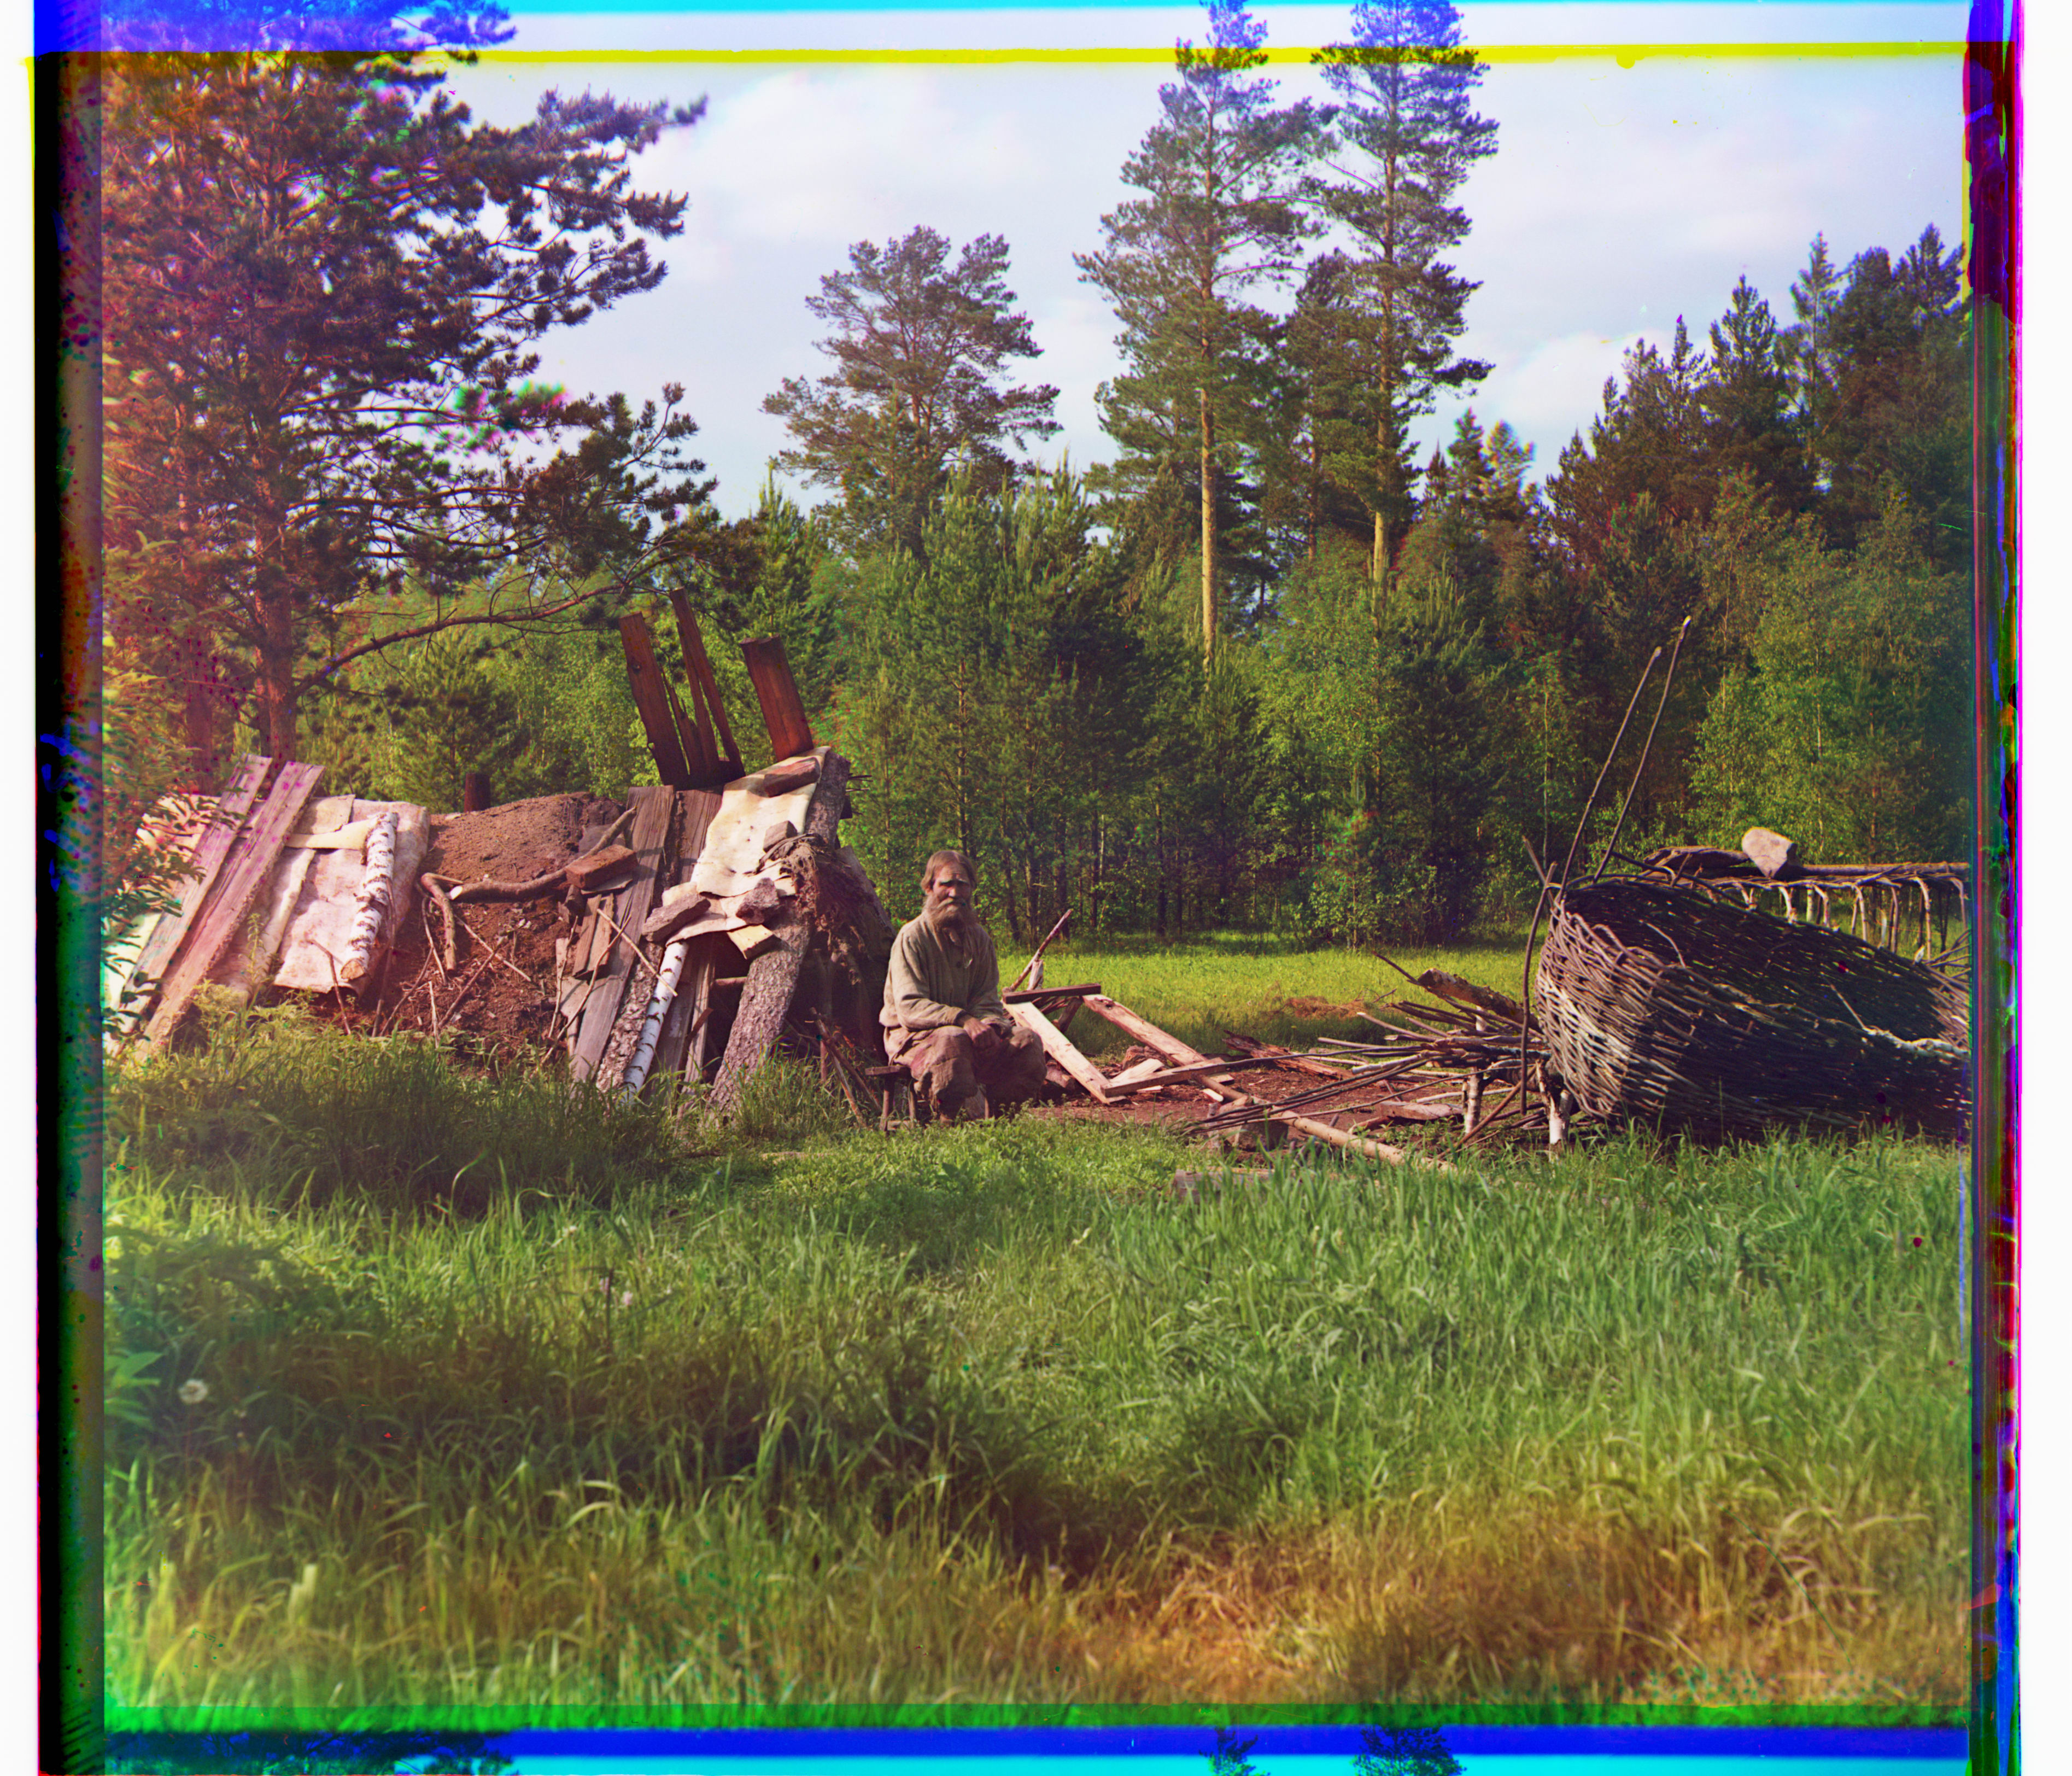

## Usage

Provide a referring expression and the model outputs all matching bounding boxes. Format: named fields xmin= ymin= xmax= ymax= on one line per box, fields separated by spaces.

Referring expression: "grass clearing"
xmin=1030 ymin=932 xmax=1534 ymax=1058
xmin=105 ymin=985 xmax=1966 ymax=1716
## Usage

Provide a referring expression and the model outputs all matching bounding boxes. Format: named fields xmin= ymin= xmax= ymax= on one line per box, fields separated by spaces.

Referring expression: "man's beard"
xmin=926 ymin=901 xmax=982 ymax=954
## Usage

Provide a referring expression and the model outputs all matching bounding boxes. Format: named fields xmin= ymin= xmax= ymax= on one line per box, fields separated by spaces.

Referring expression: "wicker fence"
xmin=1535 ymin=876 xmax=1970 ymax=1142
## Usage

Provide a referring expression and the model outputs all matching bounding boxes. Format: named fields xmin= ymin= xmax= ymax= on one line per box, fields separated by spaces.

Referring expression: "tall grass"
xmin=106 ymin=1016 xmax=1966 ymax=1714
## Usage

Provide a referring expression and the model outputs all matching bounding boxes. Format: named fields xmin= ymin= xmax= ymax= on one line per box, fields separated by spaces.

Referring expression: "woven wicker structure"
xmin=1535 ymin=877 xmax=1969 ymax=1141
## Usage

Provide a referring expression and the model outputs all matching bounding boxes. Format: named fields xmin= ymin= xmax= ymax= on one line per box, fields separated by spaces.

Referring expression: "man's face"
xmin=926 ymin=864 xmax=974 ymax=921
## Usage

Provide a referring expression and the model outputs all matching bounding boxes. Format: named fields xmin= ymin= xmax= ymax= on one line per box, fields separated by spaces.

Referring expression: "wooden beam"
xmin=143 ymin=761 xmax=323 ymax=1045
xmin=569 ymin=785 xmax=677 ymax=1083
xmin=707 ymin=751 xmax=850 ymax=1115
xmin=112 ymin=752 xmax=274 ymax=1028
xmin=1101 ymin=1051 xmax=1291 ymax=1095
xmin=618 ymin=614 xmax=693 ymax=788
xmin=1003 ymin=981 xmax=1100 ymax=1005
xmin=668 ymin=591 xmax=744 ymax=785
xmin=741 ymin=635 xmax=817 ymax=762
xmin=1008 ymin=1000 xmax=1113 ymax=1103
xmin=643 ymin=789 xmax=727 ymax=1092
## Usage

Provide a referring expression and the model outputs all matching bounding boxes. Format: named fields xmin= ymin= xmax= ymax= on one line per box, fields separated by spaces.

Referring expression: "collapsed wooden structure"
xmin=106 ymin=761 xmax=431 ymax=1041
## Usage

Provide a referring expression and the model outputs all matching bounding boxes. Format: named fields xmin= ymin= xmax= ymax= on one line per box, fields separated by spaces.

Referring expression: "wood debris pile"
xmin=106 ymin=756 xmax=430 ymax=1042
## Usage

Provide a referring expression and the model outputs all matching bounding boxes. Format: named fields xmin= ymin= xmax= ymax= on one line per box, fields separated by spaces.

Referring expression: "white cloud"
xmin=663 ymin=68 xmax=1039 ymax=247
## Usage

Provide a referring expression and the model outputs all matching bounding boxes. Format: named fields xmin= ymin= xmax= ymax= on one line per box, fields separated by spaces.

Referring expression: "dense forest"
xmin=100 ymin=0 xmax=1975 ymax=945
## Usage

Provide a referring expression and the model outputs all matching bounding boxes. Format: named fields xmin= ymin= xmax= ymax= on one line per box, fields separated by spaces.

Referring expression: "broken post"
xmin=618 ymin=613 xmax=695 ymax=789
xmin=741 ymin=636 xmax=817 ymax=762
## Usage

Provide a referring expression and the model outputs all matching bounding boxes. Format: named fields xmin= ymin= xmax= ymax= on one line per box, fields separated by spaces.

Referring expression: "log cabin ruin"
xmin=106 ymin=604 xmax=1973 ymax=1155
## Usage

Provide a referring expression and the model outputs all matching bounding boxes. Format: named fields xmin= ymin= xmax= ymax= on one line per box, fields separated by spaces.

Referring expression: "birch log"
xmin=339 ymin=811 xmax=400 ymax=983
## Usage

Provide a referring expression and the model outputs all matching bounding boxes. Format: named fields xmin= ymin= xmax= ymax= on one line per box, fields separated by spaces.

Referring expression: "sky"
xmin=441 ymin=1 xmax=1973 ymax=520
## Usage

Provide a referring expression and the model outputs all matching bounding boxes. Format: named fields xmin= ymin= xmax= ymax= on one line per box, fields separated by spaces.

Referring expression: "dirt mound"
xmin=424 ymin=793 xmax=617 ymax=889
xmin=348 ymin=793 xmax=622 ymax=1066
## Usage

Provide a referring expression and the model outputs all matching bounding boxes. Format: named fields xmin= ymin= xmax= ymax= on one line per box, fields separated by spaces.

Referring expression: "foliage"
xmin=765 ymin=227 xmax=1061 ymax=563
xmin=1352 ymin=1724 xmax=1464 ymax=1776
xmin=1204 ymin=1725 xmax=1263 ymax=1773
xmin=838 ymin=468 xmax=1154 ymax=939
xmin=1691 ymin=492 xmax=1973 ymax=862
xmin=103 ymin=37 xmax=712 ymax=767
xmin=1304 ymin=0 xmax=1498 ymax=573
xmin=1077 ymin=0 xmax=1319 ymax=657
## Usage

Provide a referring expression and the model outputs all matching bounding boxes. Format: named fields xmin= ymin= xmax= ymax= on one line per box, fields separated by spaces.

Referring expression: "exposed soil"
xmin=350 ymin=793 xmax=624 ymax=1066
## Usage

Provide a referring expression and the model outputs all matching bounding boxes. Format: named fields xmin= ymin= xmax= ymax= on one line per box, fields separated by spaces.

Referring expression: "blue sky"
xmin=449 ymin=2 xmax=1970 ymax=518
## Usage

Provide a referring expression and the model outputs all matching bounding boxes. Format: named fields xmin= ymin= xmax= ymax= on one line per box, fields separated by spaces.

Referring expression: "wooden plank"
xmin=143 ymin=761 xmax=323 ymax=1044
xmin=569 ymin=785 xmax=677 ymax=1083
xmin=740 ymin=635 xmax=817 ymax=762
xmin=1081 ymin=994 xmax=1209 ymax=1070
xmin=618 ymin=614 xmax=694 ymax=789
xmin=670 ymin=590 xmax=745 ymax=781
xmin=221 ymin=794 xmax=354 ymax=998
xmin=643 ymin=791 xmax=726 ymax=1090
xmin=1003 ymin=982 xmax=1101 ymax=1006
xmin=707 ymin=752 xmax=850 ymax=1115
xmin=1008 ymin=1000 xmax=1113 ymax=1103
xmin=1101 ymin=1051 xmax=1291 ymax=1095
xmin=113 ymin=753 xmax=275 ymax=1023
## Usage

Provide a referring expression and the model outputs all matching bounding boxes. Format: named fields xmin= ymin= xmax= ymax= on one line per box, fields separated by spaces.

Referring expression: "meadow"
xmin=103 ymin=944 xmax=1967 ymax=1720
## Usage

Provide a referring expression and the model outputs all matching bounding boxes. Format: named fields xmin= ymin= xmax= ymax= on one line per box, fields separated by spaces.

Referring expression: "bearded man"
xmin=881 ymin=849 xmax=1047 ymax=1120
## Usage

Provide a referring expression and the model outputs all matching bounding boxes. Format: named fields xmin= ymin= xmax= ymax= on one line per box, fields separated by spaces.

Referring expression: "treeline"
xmin=98 ymin=0 xmax=1972 ymax=945
xmin=295 ymin=222 xmax=1971 ymax=944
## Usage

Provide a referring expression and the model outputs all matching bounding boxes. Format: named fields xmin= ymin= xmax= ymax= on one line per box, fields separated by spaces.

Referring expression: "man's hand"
xmin=961 ymin=1013 xmax=1007 ymax=1059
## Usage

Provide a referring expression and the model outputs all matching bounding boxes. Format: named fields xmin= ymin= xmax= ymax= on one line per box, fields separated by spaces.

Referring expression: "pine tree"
xmin=101 ymin=36 xmax=713 ymax=767
xmin=764 ymin=226 xmax=1060 ymax=565
xmin=1078 ymin=0 xmax=1318 ymax=662
xmin=1701 ymin=276 xmax=1815 ymax=517
xmin=1308 ymin=0 xmax=1497 ymax=580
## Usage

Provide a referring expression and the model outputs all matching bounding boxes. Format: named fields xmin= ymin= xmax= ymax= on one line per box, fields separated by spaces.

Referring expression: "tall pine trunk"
xmin=1199 ymin=384 xmax=1216 ymax=662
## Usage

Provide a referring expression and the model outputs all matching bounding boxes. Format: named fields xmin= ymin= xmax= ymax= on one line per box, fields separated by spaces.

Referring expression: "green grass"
xmin=105 ymin=1002 xmax=1967 ymax=1715
xmin=1029 ymin=931 xmax=1534 ymax=1058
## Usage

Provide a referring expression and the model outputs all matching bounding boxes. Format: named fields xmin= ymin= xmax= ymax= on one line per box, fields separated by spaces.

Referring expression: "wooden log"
xmin=143 ymin=761 xmax=324 ymax=1045
xmin=1008 ymin=1000 xmax=1113 ymax=1103
xmin=338 ymin=810 xmax=400 ymax=983
xmin=643 ymin=791 xmax=727 ymax=1089
xmin=740 ymin=636 xmax=817 ymax=762
xmin=707 ymin=752 xmax=850 ymax=1115
xmin=569 ymin=785 xmax=678 ymax=1083
xmin=420 ymin=873 xmax=461 ymax=971
xmin=669 ymin=589 xmax=745 ymax=782
xmin=113 ymin=753 xmax=275 ymax=1026
xmin=1413 ymin=969 xmax=1526 ymax=1026
xmin=619 ymin=613 xmax=694 ymax=789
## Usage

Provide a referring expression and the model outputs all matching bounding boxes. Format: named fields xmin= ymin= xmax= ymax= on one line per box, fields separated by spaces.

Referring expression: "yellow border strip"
xmin=462 ymin=40 xmax=1965 ymax=66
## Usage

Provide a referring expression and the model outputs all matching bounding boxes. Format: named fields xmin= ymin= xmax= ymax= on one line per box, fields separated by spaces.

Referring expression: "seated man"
xmin=881 ymin=849 xmax=1047 ymax=1120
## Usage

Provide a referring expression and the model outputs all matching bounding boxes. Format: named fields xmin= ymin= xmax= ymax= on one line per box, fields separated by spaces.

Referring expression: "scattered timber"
xmin=1007 ymin=1000 xmax=1114 ymax=1103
